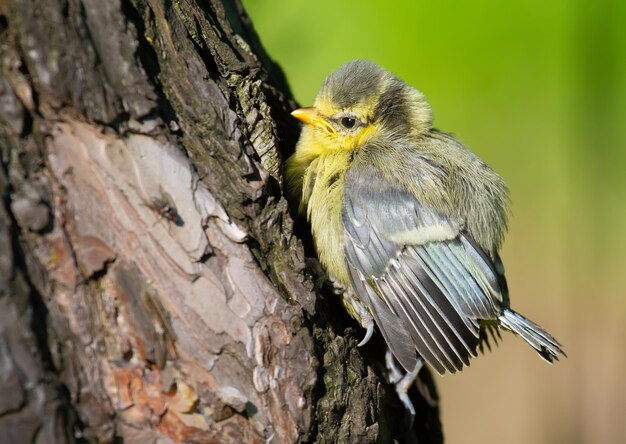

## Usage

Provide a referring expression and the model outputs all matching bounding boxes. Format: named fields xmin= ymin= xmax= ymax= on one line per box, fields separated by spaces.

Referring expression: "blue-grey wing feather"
xmin=342 ymin=165 xmax=504 ymax=374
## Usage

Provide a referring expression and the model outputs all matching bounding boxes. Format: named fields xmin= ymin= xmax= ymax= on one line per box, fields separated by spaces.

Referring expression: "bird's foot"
xmin=341 ymin=288 xmax=375 ymax=346
xmin=385 ymin=350 xmax=422 ymax=425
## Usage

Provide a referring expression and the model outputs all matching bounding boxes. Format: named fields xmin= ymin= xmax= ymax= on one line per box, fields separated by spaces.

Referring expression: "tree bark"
xmin=0 ymin=1 xmax=442 ymax=442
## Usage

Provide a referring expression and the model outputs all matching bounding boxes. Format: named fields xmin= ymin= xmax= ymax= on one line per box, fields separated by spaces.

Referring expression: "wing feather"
xmin=346 ymin=263 xmax=418 ymax=371
xmin=386 ymin=268 xmax=467 ymax=370
xmin=410 ymin=246 xmax=481 ymax=326
xmin=342 ymin=164 xmax=504 ymax=374
xmin=381 ymin=272 xmax=452 ymax=373
xmin=398 ymin=254 xmax=478 ymax=358
xmin=430 ymin=243 xmax=493 ymax=317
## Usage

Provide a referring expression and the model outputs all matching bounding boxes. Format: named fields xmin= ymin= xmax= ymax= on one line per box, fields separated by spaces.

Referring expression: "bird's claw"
xmin=357 ymin=322 xmax=374 ymax=347
xmin=345 ymin=291 xmax=375 ymax=347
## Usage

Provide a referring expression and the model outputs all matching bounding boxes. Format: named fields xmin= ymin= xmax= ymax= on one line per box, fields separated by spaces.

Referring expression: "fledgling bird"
xmin=286 ymin=60 xmax=564 ymax=399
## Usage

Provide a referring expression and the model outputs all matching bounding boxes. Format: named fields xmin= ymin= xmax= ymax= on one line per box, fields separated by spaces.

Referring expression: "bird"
xmin=286 ymin=60 xmax=564 ymax=404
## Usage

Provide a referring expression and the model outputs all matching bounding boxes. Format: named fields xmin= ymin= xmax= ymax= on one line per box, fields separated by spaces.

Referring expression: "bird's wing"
xmin=342 ymin=166 xmax=504 ymax=374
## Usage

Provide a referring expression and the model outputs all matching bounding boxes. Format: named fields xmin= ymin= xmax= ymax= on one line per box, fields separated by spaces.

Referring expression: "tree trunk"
xmin=0 ymin=1 xmax=441 ymax=442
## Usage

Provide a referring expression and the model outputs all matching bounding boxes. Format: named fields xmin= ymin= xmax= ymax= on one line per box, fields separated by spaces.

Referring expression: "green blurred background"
xmin=243 ymin=1 xmax=626 ymax=442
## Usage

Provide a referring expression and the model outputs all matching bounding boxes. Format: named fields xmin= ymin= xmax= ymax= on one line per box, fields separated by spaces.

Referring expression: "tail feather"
xmin=499 ymin=309 xmax=565 ymax=363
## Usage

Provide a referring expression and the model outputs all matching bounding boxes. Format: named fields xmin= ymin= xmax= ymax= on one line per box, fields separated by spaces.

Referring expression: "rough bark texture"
xmin=0 ymin=1 xmax=442 ymax=443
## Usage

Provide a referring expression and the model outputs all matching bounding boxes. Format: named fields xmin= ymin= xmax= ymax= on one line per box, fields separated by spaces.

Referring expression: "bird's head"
xmin=291 ymin=60 xmax=433 ymax=152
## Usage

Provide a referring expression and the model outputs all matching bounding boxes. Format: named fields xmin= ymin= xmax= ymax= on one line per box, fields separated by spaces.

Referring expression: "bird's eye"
xmin=341 ymin=117 xmax=356 ymax=129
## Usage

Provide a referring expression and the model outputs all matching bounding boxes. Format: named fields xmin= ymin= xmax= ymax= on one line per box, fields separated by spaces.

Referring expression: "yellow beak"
xmin=291 ymin=107 xmax=336 ymax=136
